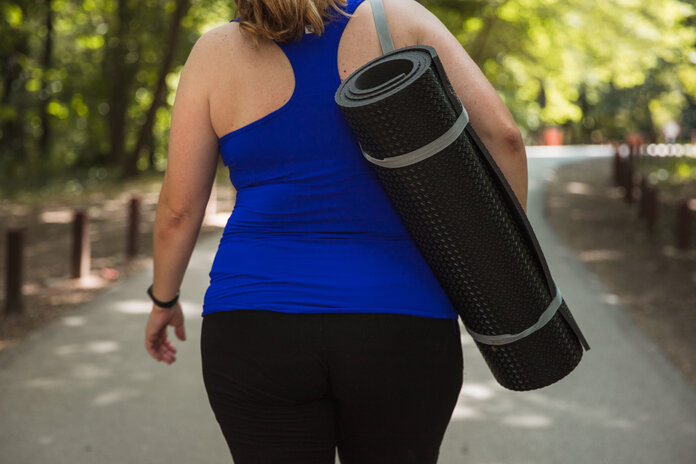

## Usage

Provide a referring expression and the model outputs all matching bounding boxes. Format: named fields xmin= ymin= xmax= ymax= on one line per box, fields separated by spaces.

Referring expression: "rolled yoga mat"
xmin=335 ymin=45 xmax=590 ymax=391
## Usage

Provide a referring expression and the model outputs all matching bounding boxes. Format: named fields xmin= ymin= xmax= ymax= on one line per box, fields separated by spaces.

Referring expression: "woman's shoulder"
xmin=181 ymin=22 xmax=263 ymax=91
xmin=353 ymin=0 xmax=431 ymax=45
xmin=189 ymin=22 xmax=247 ymax=65
xmin=381 ymin=0 xmax=456 ymax=47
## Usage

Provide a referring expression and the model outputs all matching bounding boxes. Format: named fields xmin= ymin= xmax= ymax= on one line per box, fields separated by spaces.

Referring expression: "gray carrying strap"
xmin=361 ymin=105 xmax=470 ymax=168
xmin=466 ymin=283 xmax=564 ymax=346
xmin=370 ymin=0 xmax=395 ymax=54
xmin=363 ymin=0 xmax=469 ymax=168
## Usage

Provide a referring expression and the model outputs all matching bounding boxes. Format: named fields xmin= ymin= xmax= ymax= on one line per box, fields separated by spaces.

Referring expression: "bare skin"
xmin=145 ymin=0 xmax=528 ymax=363
xmin=145 ymin=302 xmax=186 ymax=363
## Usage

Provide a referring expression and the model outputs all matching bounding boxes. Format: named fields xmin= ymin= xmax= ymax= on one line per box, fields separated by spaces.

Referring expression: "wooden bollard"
xmin=645 ymin=186 xmax=659 ymax=234
xmin=630 ymin=142 xmax=640 ymax=162
xmin=127 ymin=196 xmax=141 ymax=258
xmin=613 ymin=148 xmax=622 ymax=186
xmin=676 ymin=200 xmax=695 ymax=250
xmin=623 ymin=163 xmax=635 ymax=204
xmin=71 ymin=210 xmax=90 ymax=279
xmin=638 ymin=175 xmax=648 ymax=218
xmin=616 ymin=159 xmax=625 ymax=188
xmin=5 ymin=229 xmax=25 ymax=314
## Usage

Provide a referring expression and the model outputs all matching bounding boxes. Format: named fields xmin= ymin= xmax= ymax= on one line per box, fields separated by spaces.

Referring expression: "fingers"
xmin=145 ymin=325 xmax=163 ymax=359
xmin=147 ymin=333 xmax=178 ymax=364
xmin=175 ymin=322 xmax=186 ymax=341
xmin=158 ymin=341 xmax=178 ymax=364
xmin=145 ymin=319 xmax=176 ymax=363
xmin=144 ymin=304 xmax=186 ymax=364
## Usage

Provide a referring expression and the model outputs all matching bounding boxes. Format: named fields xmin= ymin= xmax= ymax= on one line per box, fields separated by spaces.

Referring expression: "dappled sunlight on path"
xmin=439 ymin=146 xmax=696 ymax=464
xmin=1 ymin=147 xmax=695 ymax=463
xmin=0 ymin=235 xmax=229 ymax=463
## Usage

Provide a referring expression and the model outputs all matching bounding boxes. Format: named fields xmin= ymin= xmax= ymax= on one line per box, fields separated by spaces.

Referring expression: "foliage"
xmin=636 ymin=155 xmax=696 ymax=189
xmin=0 ymin=0 xmax=695 ymax=195
xmin=0 ymin=0 xmax=233 ymax=195
xmin=423 ymin=0 xmax=696 ymax=143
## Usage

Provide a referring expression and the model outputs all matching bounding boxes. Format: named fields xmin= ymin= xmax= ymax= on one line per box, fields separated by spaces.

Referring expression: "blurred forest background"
xmin=1 ymin=0 xmax=695 ymax=196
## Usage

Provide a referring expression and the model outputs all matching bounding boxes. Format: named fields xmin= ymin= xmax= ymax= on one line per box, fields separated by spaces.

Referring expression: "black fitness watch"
xmin=147 ymin=284 xmax=180 ymax=308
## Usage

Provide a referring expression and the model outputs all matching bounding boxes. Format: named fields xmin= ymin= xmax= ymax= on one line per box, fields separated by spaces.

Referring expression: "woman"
xmin=145 ymin=0 xmax=527 ymax=462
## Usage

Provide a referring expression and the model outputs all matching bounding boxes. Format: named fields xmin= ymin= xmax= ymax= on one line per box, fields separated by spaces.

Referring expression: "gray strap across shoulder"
xmin=370 ymin=0 xmax=395 ymax=54
xmin=365 ymin=1 xmax=571 ymax=349
xmin=363 ymin=0 xmax=469 ymax=168
xmin=466 ymin=283 xmax=564 ymax=346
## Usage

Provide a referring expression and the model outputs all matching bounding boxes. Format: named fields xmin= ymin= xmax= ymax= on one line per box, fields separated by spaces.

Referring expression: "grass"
xmin=1 ymin=161 xmax=232 ymax=209
xmin=635 ymin=156 xmax=696 ymax=188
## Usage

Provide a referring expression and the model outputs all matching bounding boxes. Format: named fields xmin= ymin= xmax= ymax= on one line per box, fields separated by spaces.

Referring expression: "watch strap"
xmin=147 ymin=284 xmax=180 ymax=308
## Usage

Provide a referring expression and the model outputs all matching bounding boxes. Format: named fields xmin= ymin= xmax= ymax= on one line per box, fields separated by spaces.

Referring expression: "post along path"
xmin=1 ymin=146 xmax=695 ymax=463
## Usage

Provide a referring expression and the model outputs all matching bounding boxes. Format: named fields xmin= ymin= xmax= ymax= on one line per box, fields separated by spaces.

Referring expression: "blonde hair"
xmin=234 ymin=0 xmax=349 ymax=43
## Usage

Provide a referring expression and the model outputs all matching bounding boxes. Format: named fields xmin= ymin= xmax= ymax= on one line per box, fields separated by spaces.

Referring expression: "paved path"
xmin=1 ymin=145 xmax=695 ymax=463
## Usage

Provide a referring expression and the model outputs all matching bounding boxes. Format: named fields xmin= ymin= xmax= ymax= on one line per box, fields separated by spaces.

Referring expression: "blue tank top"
xmin=202 ymin=0 xmax=456 ymax=319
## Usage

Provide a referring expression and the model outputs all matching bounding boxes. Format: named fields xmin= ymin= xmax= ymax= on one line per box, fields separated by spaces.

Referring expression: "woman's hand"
xmin=145 ymin=303 xmax=186 ymax=364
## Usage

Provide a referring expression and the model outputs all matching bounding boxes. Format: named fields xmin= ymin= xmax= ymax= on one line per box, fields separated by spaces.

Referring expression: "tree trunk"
xmin=148 ymin=136 xmax=156 ymax=171
xmin=123 ymin=0 xmax=191 ymax=177
xmin=2 ymin=43 xmax=29 ymax=175
xmin=8 ymin=107 xmax=27 ymax=177
xmin=1 ymin=57 xmax=21 ymax=160
xmin=107 ymin=0 xmax=134 ymax=168
xmin=39 ymin=0 xmax=54 ymax=158
xmin=470 ymin=13 xmax=498 ymax=65
xmin=2 ymin=57 xmax=19 ymax=105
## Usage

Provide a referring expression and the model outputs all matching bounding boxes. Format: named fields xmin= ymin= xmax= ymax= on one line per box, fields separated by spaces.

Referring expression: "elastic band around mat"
xmin=466 ymin=283 xmax=564 ymax=346
xmin=361 ymin=105 xmax=470 ymax=168
xmin=370 ymin=0 xmax=395 ymax=54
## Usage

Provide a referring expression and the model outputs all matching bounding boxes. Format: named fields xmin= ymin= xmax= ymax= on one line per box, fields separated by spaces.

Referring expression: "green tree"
xmin=1 ymin=0 xmax=695 ymax=196
xmin=423 ymin=0 xmax=696 ymax=142
xmin=0 ymin=0 xmax=232 ymax=193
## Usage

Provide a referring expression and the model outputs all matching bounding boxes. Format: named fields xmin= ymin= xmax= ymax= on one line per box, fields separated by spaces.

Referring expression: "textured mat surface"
xmin=335 ymin=46 xmax=589 ymax=391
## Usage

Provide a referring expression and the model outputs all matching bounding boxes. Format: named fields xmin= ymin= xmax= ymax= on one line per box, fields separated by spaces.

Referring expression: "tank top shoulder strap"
xmin=342 ymin=0 xmax=368 ymax=17
xmin=275 ymin=0 xmax=367 ymax=93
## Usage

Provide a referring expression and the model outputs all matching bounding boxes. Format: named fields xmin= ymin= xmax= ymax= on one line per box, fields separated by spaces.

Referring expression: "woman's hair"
xmin=234 ymin=0 xmax=348 ymax=43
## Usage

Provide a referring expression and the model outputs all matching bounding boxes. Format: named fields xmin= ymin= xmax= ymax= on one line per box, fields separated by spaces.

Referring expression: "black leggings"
xmin=201 ymin=310 xmax=463 ymax=464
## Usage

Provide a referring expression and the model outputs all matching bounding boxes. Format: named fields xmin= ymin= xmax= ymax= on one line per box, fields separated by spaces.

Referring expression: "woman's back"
xmin=201 ymin=0 xmax=457 ymax=317
xmin=146 ymin=1 xmax=527 ymax=460
xmin=205 ymin=0 xmax=415 ymax=139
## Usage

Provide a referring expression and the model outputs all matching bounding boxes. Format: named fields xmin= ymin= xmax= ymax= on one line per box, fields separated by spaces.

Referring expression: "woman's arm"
xmin=390 ymin=0 xmax=528 ymax=211
xmin=145 ymin=35 xmax=220 ymax=363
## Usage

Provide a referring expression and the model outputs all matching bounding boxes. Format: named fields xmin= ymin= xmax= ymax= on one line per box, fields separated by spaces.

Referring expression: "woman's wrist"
xmin=147 ymin=284 xmax=180 ymax=308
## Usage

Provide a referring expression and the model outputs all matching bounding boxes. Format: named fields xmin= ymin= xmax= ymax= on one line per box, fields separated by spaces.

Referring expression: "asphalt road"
xmin=1 ymin=145 xmax=695 ymax=463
